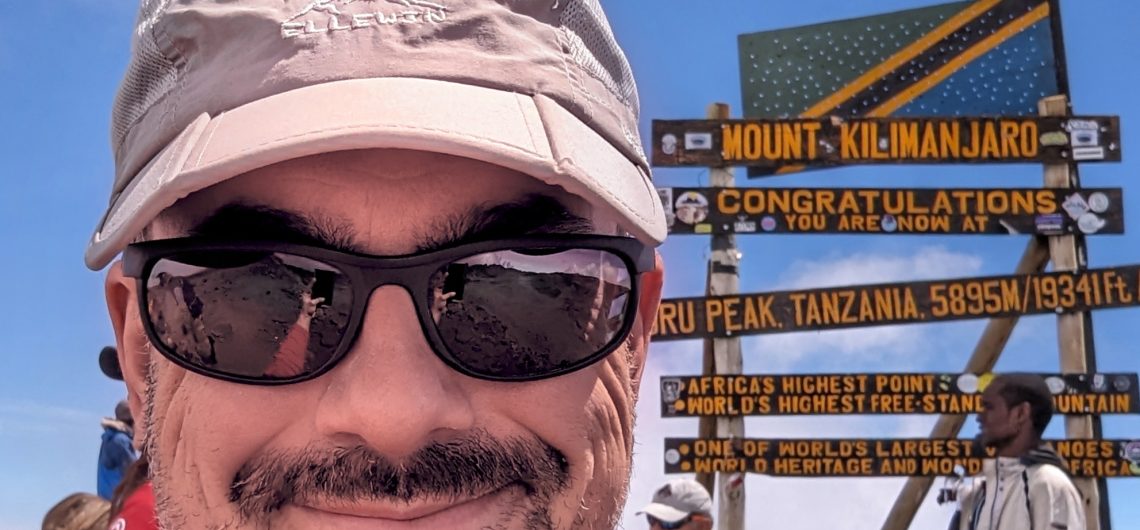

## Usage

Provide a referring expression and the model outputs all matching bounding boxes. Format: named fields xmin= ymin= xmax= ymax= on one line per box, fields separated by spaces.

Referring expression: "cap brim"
xmin=86 ymin=77 xmax=666 ymax=270
xmin=636 ymin=502 xmax=691 ymax=523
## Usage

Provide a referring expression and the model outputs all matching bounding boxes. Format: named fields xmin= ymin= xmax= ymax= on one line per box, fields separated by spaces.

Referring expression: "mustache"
xmin=228 ymin=432 xmax=570 ymax=521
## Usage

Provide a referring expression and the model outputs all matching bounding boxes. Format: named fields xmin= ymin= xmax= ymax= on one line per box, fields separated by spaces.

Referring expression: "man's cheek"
xmin=572 ymin=367 xmax=635 ymax=526
xmin=150 ymin=371 xmax=246 ymax=510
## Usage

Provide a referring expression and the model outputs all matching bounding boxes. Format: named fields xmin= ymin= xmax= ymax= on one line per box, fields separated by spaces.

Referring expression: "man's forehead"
xmin=143 ymin=149 xmax=604 ymax=251
xmin=981 ymin=381 xmax=1006 ymax=402
xmin=154 ymin=195 xmax=596 ymax=255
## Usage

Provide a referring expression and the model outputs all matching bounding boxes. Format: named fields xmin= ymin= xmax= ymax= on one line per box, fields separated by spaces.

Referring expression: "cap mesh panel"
xmin=110 ymin=0 xmax=180 ymax=165
xmin=559 ymin=0 xmax=644 ymax=156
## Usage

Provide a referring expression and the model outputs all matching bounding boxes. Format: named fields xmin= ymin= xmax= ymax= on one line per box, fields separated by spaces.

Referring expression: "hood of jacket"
xmin=981 ymin=443 xmax=1069 ymax=478
xmin=1020 ymin=443 xmax=1069 ymax=474
xmin=101 ymin=417 xmax=132 ymax=438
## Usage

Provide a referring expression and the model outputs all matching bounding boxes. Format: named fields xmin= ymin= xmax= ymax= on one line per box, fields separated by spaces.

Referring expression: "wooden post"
xmin=879 ymin=237 xmax=1050 ymax=530
xmin=695 ymin=265 xmax=718 ymax=496
xmin=693 ymin=102 xmax=745 ymax=530
xmin=1039 ymin=94 xmax=1108 ymax=530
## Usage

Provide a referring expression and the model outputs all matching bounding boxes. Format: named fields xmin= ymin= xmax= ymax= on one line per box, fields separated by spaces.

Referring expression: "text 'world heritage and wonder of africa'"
xmin=663 ymin=438 xmax=1140 ymax=478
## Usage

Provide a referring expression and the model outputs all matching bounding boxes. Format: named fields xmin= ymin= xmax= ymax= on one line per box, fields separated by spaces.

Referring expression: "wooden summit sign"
xmin=659 ymin=373 xmax=1140 ymax=417
xmin=664 ymin=438 xmax=1140 ymax=478
xmin=660 ymin=187 xmax=1124 ymax=235
xmin=652 ymin=264 xmax=1140 ymax=340
xmin=651 ymin=116 xmax=1120 ymax=168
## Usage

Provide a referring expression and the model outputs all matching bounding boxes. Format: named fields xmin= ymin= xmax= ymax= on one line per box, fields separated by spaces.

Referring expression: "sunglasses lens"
xmin=143 ymin=250 xmax=354 ymax=380
xmin=647 ymin=516 xmax=686 ymax=529
xmin=429 ymin=247 xmax=634 ymax=379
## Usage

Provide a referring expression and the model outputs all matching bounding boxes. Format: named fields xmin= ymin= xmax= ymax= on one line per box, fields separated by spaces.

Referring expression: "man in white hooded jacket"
xmin=954 ymin=374 xmax=1085 ymax=530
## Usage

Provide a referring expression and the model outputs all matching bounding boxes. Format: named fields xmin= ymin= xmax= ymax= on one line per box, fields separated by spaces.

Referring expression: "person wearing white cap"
xmin=637 ymin=478 xmax=714 ymax=530
xmin=92 ymin=0 xmax=666 ymax=528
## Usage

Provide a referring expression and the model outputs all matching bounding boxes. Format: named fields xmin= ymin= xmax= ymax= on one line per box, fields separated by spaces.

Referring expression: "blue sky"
xmin=0 ymin=1 xmax=1137 ymax=529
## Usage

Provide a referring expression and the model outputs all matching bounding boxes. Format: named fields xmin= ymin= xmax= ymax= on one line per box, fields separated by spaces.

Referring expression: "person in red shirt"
xmin=108 ymin=455 xmax=157 ymax=530
xmin=263 ymin=290 xmax=324 ymax=378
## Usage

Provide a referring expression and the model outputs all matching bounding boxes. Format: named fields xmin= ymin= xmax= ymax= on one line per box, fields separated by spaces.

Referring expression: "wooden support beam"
xmin=880 ymin=237 xmax=1050 ymax=530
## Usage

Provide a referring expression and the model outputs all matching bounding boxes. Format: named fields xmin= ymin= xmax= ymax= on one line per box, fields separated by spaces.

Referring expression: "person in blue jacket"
xmin=97 ymin=400 xmax=137 ymax=500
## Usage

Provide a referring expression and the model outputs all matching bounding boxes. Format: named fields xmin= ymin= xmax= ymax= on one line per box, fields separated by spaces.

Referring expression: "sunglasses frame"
xmin=122 ymin=235 xmax=655 ymax=385
xmin=647 ymin=514 xmax=693 ymax=529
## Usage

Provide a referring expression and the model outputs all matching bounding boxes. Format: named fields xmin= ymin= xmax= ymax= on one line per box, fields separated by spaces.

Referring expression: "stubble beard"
xmin=140 ymin=358 xmax=597 ymax=530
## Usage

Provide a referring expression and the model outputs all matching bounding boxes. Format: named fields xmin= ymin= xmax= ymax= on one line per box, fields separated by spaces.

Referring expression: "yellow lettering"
xmin=1039 ymin=190 xmax=1057 ymax=213
xmin=841 ymin=123 xmax=859 ymax=159
xmin=1021 ymin=121 xmax=1038 ymax=157
xmin=940 ymin=121 xmax=960 ymax=158
xmin=743 ymin=124 xmax=763 ymax=160
xmin=743 ymin=296 xmax=761 ymax=330
xmin=762 ymin=123 xmax=781 ymax=160
xmin=654 ymin=301 xmax=697 ymax=336
xmin=859 ymin=291 xmax=875 ymax=322
xmin=920 ymin=121 xmax=939 ymax=158
xmin=723 ymin=297 xmax=741 ymax=332
xmin=898 ymin=121 xmax=919 ymax=158
xmin=1000 ymin=120 xmax=1020 ymax=158
xmin=705 ymin=299 xmax=723 ymax=334
xmin=980 ymin=121 xmax=1001 ymax=158
xmin=903 ymin=289 xmax=920 ymax=319
xmin=803 ymin=122 xmax=821 ymax=160
xmin=873 ymin=288 xmax=893 ymax=321
xmin=805 ymin=294 xmax=822 ymax=326
xmin=1011 ymin=191 xmax=1034 ymax=215
xmin=821 ymin=292 xmax=841 ymax=325
xmin=962 ymin=121 xmax=980 ymax=157
xmin=905 ymin=191 xmax=930 ymax=214
xmin=871 ymin=122 xmax=890 ymax=159
xmin=722 ymin=125 xmax=743 ymax=160
xmin=931 ymin=192 xmax=953 ymax=215
xmin=781 ymin=122 xmax=802 ymax=160
xmin=718 ymin=189 xmax=741 ymax=215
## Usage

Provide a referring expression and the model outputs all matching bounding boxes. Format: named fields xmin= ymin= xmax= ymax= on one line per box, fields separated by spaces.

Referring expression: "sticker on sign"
xmin=734 ymin=221 xmax=757 ymax=233
xmin=685 ymin=132 xmax=713 ymax=150
xmin=1072 ymin=146 xmax=1107 ymax=161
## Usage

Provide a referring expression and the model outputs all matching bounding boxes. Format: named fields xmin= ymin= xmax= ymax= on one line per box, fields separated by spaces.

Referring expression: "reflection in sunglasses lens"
xmin=430 ymin=248 xmax=632 ymax=378
xmin=145 ymin=251 xmax=353 ymax=380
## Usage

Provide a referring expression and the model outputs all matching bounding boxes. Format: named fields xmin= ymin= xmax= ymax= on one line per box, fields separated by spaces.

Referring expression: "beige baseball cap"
xmin=637 ymin=478 xmax=713 ymax=523
xmin=85 ymin=0 xmax=667 ymax=270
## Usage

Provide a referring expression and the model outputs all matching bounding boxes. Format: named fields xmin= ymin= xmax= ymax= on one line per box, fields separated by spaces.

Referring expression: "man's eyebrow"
xmin=186 ymin=203 xmax=361 ymax=253
xmin=419 ymin=194 xmax=595 ymax=252
xmin=186 ymin=195 xmax=594 ymax=255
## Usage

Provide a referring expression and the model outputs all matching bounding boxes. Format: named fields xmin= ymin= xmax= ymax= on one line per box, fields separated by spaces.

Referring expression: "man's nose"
xmin=313 ymin=285 xmax=476 ymax=457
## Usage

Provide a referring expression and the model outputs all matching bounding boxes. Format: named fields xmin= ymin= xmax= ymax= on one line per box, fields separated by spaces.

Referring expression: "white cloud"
xmin=721 ymin=245 xmax=983 ymax=375
xmin=779 ymin=246 xmax=984 ymax=289
xmin=623 ymin=247 xmax=987 ymax=529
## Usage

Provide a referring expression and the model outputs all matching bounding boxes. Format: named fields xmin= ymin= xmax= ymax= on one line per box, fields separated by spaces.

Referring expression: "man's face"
xmin=105 ymin=149 xmax=664 ymax=529
xmin=977 ymin=382 xmax=1024 ymax=449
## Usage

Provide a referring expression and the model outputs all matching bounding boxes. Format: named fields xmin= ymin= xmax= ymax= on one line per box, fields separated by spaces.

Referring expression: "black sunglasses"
xmin=647 ymin=514 xmax=692 ymax=529
xmin=122 ymin=235 xmax=654 ymax=384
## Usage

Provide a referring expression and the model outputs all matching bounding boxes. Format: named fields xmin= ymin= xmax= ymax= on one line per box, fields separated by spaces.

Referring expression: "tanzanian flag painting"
xmin=738 ymin=0 xmax=1067 ymax=176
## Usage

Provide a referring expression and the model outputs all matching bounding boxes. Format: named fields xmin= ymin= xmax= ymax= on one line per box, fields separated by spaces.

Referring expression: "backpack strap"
xmin=968 ymin=481 xmax=987 ymax=530
xmin=1022 ymin=469 xmax=1034 ymax=529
